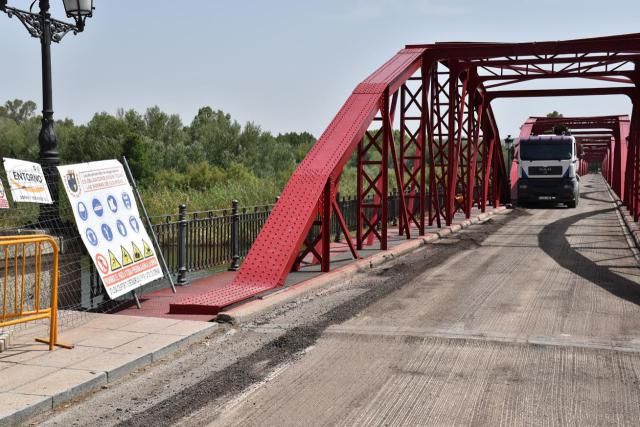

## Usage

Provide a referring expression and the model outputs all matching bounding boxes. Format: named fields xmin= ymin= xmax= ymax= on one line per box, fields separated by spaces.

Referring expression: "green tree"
xmin=0 ymin=117 xmax=29 ymax=159
xmin=57 ymin=118 xmax=85 ymax=163
xmin=118 ymin=109 xmax=146 ymax=135
xmin=546 ymin=111 xmax=569 ymax=135
xmin=122 ymin=133 xmax=152 ymax=183
xmin=190 ymin=107 xmax=242 ymax=167
xmin=276 ymin=131 xmax=316 ymax=163
xmin=0 ymin=98 xmax=322 ymax=215
xmin=81 ymin=113 xmax=130 ymax=160
xmin=143 ymin=107 xmax=189 ymax=170
xmin=0 ymin=99 xmax=37 ymax=123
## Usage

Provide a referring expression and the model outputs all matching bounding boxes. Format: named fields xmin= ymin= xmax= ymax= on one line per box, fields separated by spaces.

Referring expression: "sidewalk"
xmin=0 ymin=204 xmax=507 ymax=425
xmin=0 ymin=314 xmax=217 ymax=425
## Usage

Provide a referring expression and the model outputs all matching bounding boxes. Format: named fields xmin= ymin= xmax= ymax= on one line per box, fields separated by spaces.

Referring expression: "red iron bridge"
xmin=170 ymin=32 xmax=640 ymax=315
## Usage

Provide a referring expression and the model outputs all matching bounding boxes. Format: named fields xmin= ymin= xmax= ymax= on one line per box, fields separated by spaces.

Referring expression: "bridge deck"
xmin=209 ymin=174 xmax=640 ymax=426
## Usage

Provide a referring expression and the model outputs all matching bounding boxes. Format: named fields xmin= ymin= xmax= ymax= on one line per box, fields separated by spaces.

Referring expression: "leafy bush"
xmin=0 ymin=99 xmax=318 ymax=216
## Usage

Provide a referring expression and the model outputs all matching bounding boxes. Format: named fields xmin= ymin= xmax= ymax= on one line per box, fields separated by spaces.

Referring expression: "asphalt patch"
xmin=116 ymin=213 xmax=516 ymax=426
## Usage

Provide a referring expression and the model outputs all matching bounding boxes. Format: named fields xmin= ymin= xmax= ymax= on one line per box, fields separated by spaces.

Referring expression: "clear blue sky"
xmin=0 ymin=0 xmax=638 ymax=138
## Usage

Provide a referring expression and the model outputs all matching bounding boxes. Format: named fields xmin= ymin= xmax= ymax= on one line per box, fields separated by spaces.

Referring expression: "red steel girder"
xmin=625 ymin=98 xmax=640 ymax=219
xmin=428 ymin=63 xmax=450 ymax=227
xmin=479 ymin=105 xmax=501 ymax=212
xmin=487 ymin=87 xmax=635 ymax=100
xmin=399 ymin=71 xmax=428 ymax=235
xmin=170 ymin=32 xmax=640 ymax=315
xmin=482 ymin=72 xmax=634 ymax=89
xmin=463 ymin=54 xmax=640 ymax=68
xmin=357 ymin=124 xmax=386 ymax=249
xmin=407 ymin=33 xmax=640 ymax=60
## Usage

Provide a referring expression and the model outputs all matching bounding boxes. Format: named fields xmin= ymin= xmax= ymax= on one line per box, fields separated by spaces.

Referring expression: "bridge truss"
xmin=516 ymin=116 xmax=630 ymax=200
xmin=172 ymin=33 xmax=640 ymax=314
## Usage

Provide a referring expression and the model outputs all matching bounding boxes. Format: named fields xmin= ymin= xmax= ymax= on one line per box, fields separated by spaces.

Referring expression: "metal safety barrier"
xmin=149 ymin=190 xmax=483 ymax=277
xmin=0 ymin=235 xmax=72 ymax=351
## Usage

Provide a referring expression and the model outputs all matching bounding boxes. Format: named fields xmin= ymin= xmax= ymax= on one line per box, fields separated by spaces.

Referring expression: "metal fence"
xmin=150 ymin=191 xmax=423 ymax=274
xmin=148 ymin=183 xmax=492 ymax=276
xmin=0 ymin=153 xmax=488 ymax=320
xmin=150 ymin=203 xmax=273 ymax=275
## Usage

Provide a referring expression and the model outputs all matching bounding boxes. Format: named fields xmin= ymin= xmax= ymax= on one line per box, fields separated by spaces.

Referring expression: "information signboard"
xmin=0 ymin=180 xmax=9 ymax=209
xmin=58 ymin=160 xmax=163 ymax=299
xmin=3 ymin=158 xmax=52 ymax=204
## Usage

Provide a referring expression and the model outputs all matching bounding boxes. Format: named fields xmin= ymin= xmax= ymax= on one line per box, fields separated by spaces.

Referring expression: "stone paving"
xmin=0 ymin=313 xmax=217 ymax=425
xmin=0 ymin=203 xmax=506 ymax=425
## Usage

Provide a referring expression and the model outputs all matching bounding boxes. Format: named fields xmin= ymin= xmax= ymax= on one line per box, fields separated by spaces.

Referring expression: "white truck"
xmin=516 ymin=135 xmax=580 ymax=208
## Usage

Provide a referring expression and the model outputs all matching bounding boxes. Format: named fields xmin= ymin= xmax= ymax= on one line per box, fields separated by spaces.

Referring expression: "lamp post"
xmin=1 ymin=0 xmax=94 ymax=227
xmin=504 ymin=134 xmax=514 ymax=205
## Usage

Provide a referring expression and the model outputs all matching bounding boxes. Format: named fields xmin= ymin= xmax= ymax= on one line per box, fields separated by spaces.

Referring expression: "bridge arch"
xmin=173 ymin=33 xmax=640 ymax=314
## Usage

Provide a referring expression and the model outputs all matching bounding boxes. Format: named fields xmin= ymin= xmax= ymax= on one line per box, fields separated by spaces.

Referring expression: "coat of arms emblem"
xmin=65 ymin=171 xmax=81 ymax=196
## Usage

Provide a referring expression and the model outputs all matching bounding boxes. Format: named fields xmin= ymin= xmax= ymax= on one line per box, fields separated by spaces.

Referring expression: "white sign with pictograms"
xmin=0 ymin=179 xmax=9 ymax=209
xmin=3 ymin=158 xmax=52 ymax=204
xmin=58 ymin=160 xmax=163 ymax=299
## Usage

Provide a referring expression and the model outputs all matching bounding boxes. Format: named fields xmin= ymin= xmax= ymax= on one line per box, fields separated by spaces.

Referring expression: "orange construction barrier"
xmin=0 ymin=235 xmax=72 ymax=350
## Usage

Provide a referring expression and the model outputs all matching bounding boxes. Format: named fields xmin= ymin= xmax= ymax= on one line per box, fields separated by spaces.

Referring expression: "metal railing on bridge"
xmin=148 ymin=187 xmax=482 ymax=277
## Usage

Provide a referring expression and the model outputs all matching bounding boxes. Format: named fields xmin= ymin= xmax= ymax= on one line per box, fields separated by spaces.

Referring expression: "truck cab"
xmin=516 ymin=135 xmax=580 ymax=208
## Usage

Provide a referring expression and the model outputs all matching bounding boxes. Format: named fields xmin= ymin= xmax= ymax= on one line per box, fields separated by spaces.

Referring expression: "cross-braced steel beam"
xmin=170 ymin=32 xmax=640 ymax=315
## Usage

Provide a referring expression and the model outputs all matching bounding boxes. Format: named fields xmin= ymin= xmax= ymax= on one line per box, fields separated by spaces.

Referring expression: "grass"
xmin=141 ymin=180 xmax=281 ymax=218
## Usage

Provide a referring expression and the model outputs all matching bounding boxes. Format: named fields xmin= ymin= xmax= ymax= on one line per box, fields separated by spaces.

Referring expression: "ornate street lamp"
xmin=62 ymin=0 xmax=93 ymax=30
xmin=0 ymin=0 xmax=94 ymax=227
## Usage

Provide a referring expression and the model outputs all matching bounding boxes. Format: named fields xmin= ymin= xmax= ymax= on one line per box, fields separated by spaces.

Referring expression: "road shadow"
xmin=538 ymin=207 xmax=640 ymax=306
xmin=519 ymin=203 xmax=570 ymax=210
xmin=580 ymin=191 xmax=612 ymax=204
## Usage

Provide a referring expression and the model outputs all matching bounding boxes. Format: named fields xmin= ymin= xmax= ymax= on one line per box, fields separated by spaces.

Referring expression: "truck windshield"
xmin=520 ymin=142 xmax=572 ymax=161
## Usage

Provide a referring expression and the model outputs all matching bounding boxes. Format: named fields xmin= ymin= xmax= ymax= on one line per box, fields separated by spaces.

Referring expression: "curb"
xmin=2 ymin=396 xmax=52 ymax=427
xmin=52 ymin=373 xmax=108 ymax=407
xmin=217 ymin=206 xmax=508 ymax=324
xmin=606 ymin=184 xmax=640 ymax=259
xmin=2 ymin=323 xmax=218 ymax=426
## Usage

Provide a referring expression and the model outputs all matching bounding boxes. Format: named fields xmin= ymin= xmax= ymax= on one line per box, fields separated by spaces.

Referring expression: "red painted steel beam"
xmin=171 ymin=33 xmax=640 ymax=314
xmin=407 ymin=33 xmax=640 ymax=60
xmin=616 ymin=115 xmax=631 ymax=202
xmin=530 ymin=116 xmax=622 ymax=125
xmin=625 ymin=102 xmax=639 ymax=218
xmin=234 ymin=48 xmax=424 ymax=288
xmin=487 ymin=87 xmax=634 ymax=100
xmin=427 ymin=61 xmax=449 ymax=227
xmin=532 ymin=121 xmax=620 ymax=134
xmin=446 ymin=61 xmax=465 ymax=225
xmin=466 ymin=55 xmax=640 ymax=67
xmin=572 ymin=130 xmax=614 ymax=135
xmin=480 ymin=100 xmax=500 ymax=210
xmin=399 ymin=66 xmax=428 ymax=235
xmin=481 ymin=72 xmax=634 ymax=89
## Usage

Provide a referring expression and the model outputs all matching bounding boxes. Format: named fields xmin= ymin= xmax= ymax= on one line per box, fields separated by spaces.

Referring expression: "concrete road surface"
xmin=37 ymin=175 xmax=640 ymax=426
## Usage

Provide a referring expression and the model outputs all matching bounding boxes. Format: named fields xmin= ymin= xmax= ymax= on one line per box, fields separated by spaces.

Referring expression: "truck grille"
xmin=528 ymin=166 xmax=563 ymax=175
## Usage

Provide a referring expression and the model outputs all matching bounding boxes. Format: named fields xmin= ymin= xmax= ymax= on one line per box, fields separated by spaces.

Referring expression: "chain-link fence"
xmin=0 ymin=160 xmax=173 ymax=332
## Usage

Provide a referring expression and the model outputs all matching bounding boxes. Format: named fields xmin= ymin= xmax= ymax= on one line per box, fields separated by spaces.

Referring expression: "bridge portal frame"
xmin=171 ymin=33 xmax=640 ymax=314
